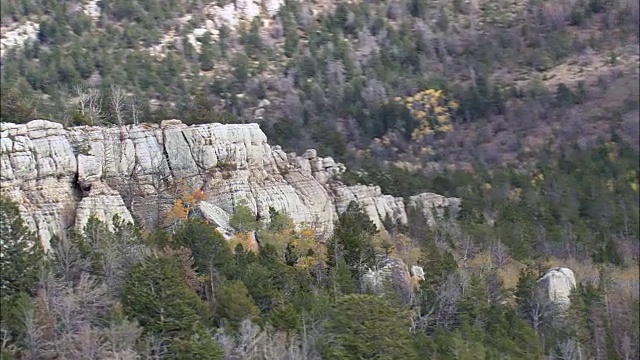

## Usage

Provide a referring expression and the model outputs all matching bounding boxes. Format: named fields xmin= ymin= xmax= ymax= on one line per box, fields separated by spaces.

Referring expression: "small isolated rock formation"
xmin=209 ymin=0 xmax=285 ymax=29
xmin=82 ymin=0 xmax=102 ymax=21
xmin=537 ymin=267 xmax=577 ymax=309
xmin=362 ymin=257 xmax=425 ymax=298
xmin=151 ymin=0 xmax=286 ymax=57
xmin=197 ymin=201 xmax=235 ymax=239
xmin=0 ymin=120 xmax=460 ymax=250
xmin=411 ymin=265 xmax=425 ymax=281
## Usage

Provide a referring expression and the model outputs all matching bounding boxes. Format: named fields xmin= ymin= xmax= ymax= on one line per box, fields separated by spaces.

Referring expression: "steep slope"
xmin=0 ymin=119 xmax=458 ymax=248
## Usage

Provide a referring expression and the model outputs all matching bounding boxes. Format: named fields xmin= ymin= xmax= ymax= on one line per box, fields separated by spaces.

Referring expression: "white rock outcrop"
xmin=537 ymin=267 xmax=577 ymax=309
xmin=82 ymin=0 xmax=102 ymax=20
xmin=411 ymin=265 xmax=425 ymax=281
xmin=209 ymin=0 xmax=285 ymax=29
xmin=362 ymin=257 xmax=422 ymax=299
xmin=0 ymin=21 xmax=40 ymax=58
xmin=408 ymin=192 xmax=461 ymax=226
xmin=150 ymin=0 xmax=287 ymax=57
xmin=74 ymin=183 xmax=134 ymax=233
xmin=1 ymin=120 xmax=459 ymax=250
xmin=198 ymin=201 xmax=234 ymax=239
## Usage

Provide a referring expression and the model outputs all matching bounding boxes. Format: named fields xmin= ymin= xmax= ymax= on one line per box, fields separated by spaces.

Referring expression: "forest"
xmin=0 ymin=0 xmax=638 ymax=165
xmin=1 ymin=180 xmax=638 ymax=359
xmin=0 ymin=135 xmax=638 ymax=358
xmin=0 ymin=0 xmax=639 ymax=358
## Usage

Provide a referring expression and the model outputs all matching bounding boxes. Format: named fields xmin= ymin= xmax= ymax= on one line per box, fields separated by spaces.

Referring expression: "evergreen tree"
xmin=168 ymin=328 xmax=223 ymax=360
xmin=213 ymin=280 xmax=260 ymax=331
xmin=121 ymin=253 xmax=224 ymax=358
xmin=320 ymin=294 xmax=418 ymax=360
xmin=515 ymin=265 xmax=548 ymax=334
xmin=0 ymin=89 xmax=37 ymax=123
xmin=0 ymin=197 xmax=45 ymax=301
xmin=327 ymin=201 xmax=377 ymax=284
xmin=120 ymin=255 xmax=208 ymax=337
xmin=267 ymin=207 xmax=294 ymax=232
xmin=329 ymin=258 xmax=356 ymax=296
xmin=172 ymin=219 xmax=232 ymax=274
xmin=199 ymin=32 xmax=215 ymax=72
xmin=229 ymin=200 xmax=260 ymax=233
xmin=457 ymin=274 xmax=490 ymax=324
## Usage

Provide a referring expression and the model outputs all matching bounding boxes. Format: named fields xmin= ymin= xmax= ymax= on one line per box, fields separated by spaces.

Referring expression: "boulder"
xmin=537 ymin=267 xmax=577 ymax=309
xmin=362 ymin=257 xmax=415 ymax=302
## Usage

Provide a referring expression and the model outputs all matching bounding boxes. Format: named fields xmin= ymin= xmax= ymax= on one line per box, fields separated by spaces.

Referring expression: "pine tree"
xmin=213 ymin=280 xmax=259 ymax=331
xmin=267 ymin=207 xmax=294 ymax=232
xmin=229 ymin=200 xmax=260 ymax=233
xmin=120 ymin=255 xmax=207 ymax=337
xmin=199 ymin=32 xmax=215 ymax=72
xmin=0 ymin=89 xmax=37 ymax=123
xmin=172 ymin=219 xmax=232 ymax=275
xmin=327 ymin=201 xmax=377 ymax=284
xmin=320 ymin=294 xmax=419 ymax=360
xmin=121 ymin=254 xmax=224 ymax=358
xmin=329 ymin=258 xmax=356 ymax=296
xmin=0 ymin=197 xmax=45 ymax=301
xmin=168 ymin=328 xmax=223 ymax=360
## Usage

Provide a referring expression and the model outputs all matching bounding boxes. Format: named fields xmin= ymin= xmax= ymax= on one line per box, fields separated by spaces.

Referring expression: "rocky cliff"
xmin=0 ymin=120 xmax=460 ymax=249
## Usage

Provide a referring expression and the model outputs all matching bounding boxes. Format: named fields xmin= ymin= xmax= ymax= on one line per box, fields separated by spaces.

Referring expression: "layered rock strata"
xmin=1 ymin=120 xmax=459 ymax=249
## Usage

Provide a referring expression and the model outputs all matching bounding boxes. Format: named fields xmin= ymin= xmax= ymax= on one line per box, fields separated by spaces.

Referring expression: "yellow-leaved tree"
xmin=165 ymin=186 xmax=207 ymax=228
xmin=394 ymin=88 xmax=459 ymax=142
xmin=291 ymin=225 xmax=327 ymax=271
xmin=234 ymin=207 xmax=327 ymax=270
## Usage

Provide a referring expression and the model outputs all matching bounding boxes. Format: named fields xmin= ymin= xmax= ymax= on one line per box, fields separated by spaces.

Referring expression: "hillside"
xmin=1 ymin=0 xmax=638 ymax=170
xmin=0 ymin=117 xmax=638 ymax=360
xmin=0 ymin=1 xmax=638 ymax=359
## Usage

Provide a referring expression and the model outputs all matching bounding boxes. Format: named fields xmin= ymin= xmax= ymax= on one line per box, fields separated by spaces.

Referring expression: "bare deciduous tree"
xmin=103 ymin=318 xmax=143 ymax=359
xmin=139 ymin=334 xmax=168 ymax=360
xmin=297 ymin=3 xmax=313 ymax=27
xmin=269 ymin=17 xmax=284 ymax=40
xmin=435 ymin=273 xmax=462 ymax=329
xmin=557 ymin=338 xmax=584 ymax=360
xmin=75 ymin=86 xmax=104 ymax=125
xmin=283 ymin=93 xmax=303 ymax=123
xmin=325 ymin=60 xmax=346 ymax=92
xmin=460 ymin=235 xmax=475 ymax=269
xmin=130 ymin=94 xmax=141 ymax=126
xmin=27 ymin=269 xmax=144 ymax=359
xmin=15 ymin=295 xmax=44 ymax=359
xmin=386 ymin=2 xmax=404 ymax=20
xmin=214 ymin=318 xmax=322 ymax=360
xmin=110 ymin=85 xmax=127 ymax=126
xmin=48 ymin=235 xmax=90 ymax=284
xmin=490 ymin=239 xmax=510 ymax=268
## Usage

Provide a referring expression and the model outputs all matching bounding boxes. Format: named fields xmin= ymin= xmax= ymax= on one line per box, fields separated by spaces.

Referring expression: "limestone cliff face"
xmin=1 ymin=120 xmax=459 ymax=249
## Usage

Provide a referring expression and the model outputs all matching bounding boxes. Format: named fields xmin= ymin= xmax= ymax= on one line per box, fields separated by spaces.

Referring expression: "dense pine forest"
xmin=1 ymin=0 xmax=638 ymax=359
xmin=1 ymin=187 xmax=637 ymax=359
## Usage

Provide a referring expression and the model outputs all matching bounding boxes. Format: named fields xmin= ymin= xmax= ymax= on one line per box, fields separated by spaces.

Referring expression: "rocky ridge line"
xmin=0 ymin=119 xmax=459 ymax=249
